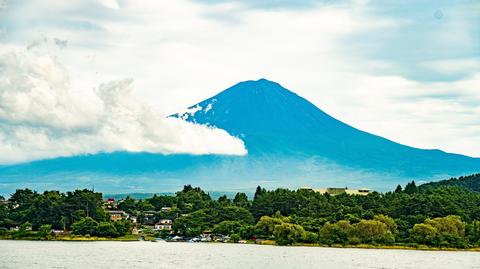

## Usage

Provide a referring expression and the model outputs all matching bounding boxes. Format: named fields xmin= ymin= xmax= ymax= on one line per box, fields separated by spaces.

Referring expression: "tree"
xmin=425 ymin=215 xmax=464 ymax=237
xmin=230 ymin=233 xmax=240 ymax=243
xmin=176 ymin=186 xmax=212 ymax=213
xmin=254 ymin=186 xmax=265 ymax=200
xmin=118 ymin=196 xmax=137 ymax=213
xmin=65 ymin=189 xmax=106 ymax=227
xmin=217 ymin=195 xmax=231 ymax=207
xmin=411 ymin=223 xmax=437 ymax=244
xmin=354 ymin=219 xmax=394 ymax=244
xmin=373 ymin=215 xmax=397 ymax=234
xmin=38 ymin=224 xmax=52 ymax=238
xmin=71 ymin=217 xmax=98 ymax=235
xmin=233 ymin=192 xmax=249 ymax=208
xmin=113 ymin=219 xmax=132 ymax=236
xmin=423 ymin=215 xmax=466 ymax=247
xmin=148 ymin=195 xmax=176 ymax=211
xmin=136 ymin=200 xmax=155 ymax=211
xmin=95 ymin=222 xmax=118 ymax=237
xmin=9 ymin=189 xmax=37 ymax=209
xmin=213 ymin=221 xmax=244 ymax=236
xmin=29 ymin=191 xmax=65 ymax=229
xmin=254 ymin=215 xmax=284 ymax=238
xmin=404 ymin=181 xmax=417 ymax=194
xmin=273 ymin=222 xmax=305 ymax=246
xmin=394 ymin=185 xmax=403 ymax=193
xmin=318 ymin=221 xmax=352 ymax=245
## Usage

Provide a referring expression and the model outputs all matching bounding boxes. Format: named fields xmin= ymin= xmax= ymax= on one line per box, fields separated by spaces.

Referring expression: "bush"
xmin=230 ymin=233 xmax=240 ymax=243
xmin=273 ymin=223 xmax=305 ymax=246
xmin=38 ymin=224 xmax=52 ymax=238
xmin=71 ymin=217 xmax=98 ymax=235
xmin=95 ymin=222 xmax=118 ymax=237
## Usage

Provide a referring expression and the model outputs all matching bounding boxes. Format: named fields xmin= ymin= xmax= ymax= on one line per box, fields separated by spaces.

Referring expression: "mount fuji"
xmin=0 ymin=79 xmax=478 ymax=194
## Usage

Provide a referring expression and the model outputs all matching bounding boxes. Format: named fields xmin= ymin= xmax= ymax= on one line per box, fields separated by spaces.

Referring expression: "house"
xmin=154 ymin=219 xmax=173 ymax=230
xmin=143 ymin=211 xmax=157 ymax=225
xmin=302 ymin=187 xmax=371 ymax=196
xmin=128 ymin=215 xmax=138 ymax=223
xmin=201 ymin=230 xmax=212 ymax=242
xmin=106 ymin=210 xmax=128 ymax=221
xmin=52 ymin=230 xmax=68 ymax=236
xmin=161 ymin=207 xmax=172 ymax=212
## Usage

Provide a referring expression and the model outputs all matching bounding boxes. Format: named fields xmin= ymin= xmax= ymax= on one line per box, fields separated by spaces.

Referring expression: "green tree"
xmin=95 ymin=222 xmax=118 ymax=237
xmin=318 ymin=220 xmax=352 ymax=245
xmin=404 ymin=181 xmax=417 ymax=194
xmin=217 ymin=195 xmax=231 ymax=207
xmin=233 ymin=193 xmax=250 ymax=208
xmin=410 ymin=223 xmax=437 ymax=244
xmin=254 ymin=215 xmax=285 ymax=238
xmin=65 ymin=189 xmax=106 ymax=227
xmin=113 ymin=219 xmax=132 ymax=236
xmin=71 ymin=217 xmax=98 ymax=235
xmin=254 ymin=186 xmax=266 ymax=200
xmin=273 ymin=222 xmax=305 ymax=246
xmin=373 ymin=215 xmax=397 ymax=234
xmin=213 ymin=221 xmax=244 ymax=236
xmin=230 ymin=233 xmax=240 ymax=243
xmin=394 ymin=185 xmax=403 ymax=193
xmin=118 ymin=196 xmax=137 ymax=213
xmin=354 ymin=219 xmax=394 ymax=244
xmin=38 ymin=224 xmax=52 ymax=238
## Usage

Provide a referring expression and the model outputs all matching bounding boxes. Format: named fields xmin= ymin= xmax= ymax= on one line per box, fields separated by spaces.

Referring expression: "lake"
xmin=0 ymin=241 xmax=479 ymax=269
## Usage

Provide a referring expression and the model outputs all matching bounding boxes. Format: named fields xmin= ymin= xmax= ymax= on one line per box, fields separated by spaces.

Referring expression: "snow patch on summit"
xmin=181 ymin=104 xmax=202 ymax=120
xmin=204 ymin=98 xmax=217 ymax=113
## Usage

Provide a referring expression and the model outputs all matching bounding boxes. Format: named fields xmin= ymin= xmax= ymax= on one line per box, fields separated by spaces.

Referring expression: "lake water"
xmin=0 ymin=241 xmax=479 ymax=269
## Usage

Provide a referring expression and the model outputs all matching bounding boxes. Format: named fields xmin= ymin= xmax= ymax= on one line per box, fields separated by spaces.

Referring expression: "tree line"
xmin=1 ymin=176 xmax=480 ymax=247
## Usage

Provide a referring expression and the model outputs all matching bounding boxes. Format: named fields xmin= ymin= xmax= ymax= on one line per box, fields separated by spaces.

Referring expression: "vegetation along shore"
xmin=1 ymin=174 xmax=480 ymax=250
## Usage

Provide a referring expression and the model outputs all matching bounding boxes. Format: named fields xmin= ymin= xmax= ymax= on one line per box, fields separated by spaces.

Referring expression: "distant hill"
xmin=104 ymin=191 xmax=243 ymax=200
xmin=420 ymin=173 xmax=480 ymax=192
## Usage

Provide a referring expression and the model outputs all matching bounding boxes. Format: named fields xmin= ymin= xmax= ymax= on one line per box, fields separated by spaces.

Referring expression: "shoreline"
xmin=1 ymin=237 xmax=479 ymax=252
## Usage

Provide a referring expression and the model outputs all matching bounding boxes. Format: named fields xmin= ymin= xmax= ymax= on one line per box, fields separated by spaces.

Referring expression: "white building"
xmin=155 ymin=219 xmax=173 ymax=230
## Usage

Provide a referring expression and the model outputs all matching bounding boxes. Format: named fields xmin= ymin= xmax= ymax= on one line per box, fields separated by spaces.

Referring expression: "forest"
xmin=1 ymin=175 xmax=480 ymax=248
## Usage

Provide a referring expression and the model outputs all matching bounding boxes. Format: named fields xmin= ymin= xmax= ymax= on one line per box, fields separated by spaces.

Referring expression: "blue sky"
xmin=0 ymin=0 xmax=479 ymax=162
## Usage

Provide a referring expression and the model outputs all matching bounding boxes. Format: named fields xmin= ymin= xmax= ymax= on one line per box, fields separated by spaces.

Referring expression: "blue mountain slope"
xmin=0 ymin=79 xmax=478 ymax=195
xmin=173 ymin=79 xmax=480 ymax=175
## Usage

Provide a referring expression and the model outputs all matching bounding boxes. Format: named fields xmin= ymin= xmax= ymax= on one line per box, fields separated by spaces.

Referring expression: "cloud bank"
xmin=0 ymin=45 xmax=247 ymax=164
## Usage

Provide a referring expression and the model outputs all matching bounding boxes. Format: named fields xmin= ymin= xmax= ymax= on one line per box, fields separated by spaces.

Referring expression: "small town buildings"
xmin=302 ymin=187 xmax=371 ymax=196
xmin=143 ymin=211 xmax=157 ymax=225
xmin=106 ymin=210 xmax=128 ymax=221
xmin=128 ymin=215 xmax=138 ymax=223
xmin=103 ymin=198 xmax=118 ymax=210
xmin=161 ymin=207 xmax=172 ymax=212
xmin=154 ymin=219 xmax=173 ymax=230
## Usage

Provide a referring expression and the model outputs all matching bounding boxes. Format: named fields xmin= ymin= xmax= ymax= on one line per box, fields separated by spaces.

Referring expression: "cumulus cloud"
xmin=0 ymin=46 xmax=247 ymax=164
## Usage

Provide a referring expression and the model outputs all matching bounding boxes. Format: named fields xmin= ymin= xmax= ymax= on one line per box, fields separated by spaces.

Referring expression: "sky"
xmin=0 ymin=0 xmax=479 ymax=163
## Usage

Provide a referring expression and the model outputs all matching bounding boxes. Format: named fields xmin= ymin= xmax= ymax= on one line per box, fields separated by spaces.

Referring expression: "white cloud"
xmin=422 ymin=59 xmax=480 ymax=74
xmin=0 ymin=45 xmax=247 ymax=164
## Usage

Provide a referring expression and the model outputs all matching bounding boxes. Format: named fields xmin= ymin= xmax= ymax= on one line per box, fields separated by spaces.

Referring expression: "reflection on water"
xmin=0 ymin=240 xmax=479 ymax=269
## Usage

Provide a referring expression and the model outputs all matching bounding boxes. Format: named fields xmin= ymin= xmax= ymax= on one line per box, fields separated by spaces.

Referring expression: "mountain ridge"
xmin=0 ymin=78 xmax=478 ymax=195
xmin=173 ymin=78 xmax=479 ymax=172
